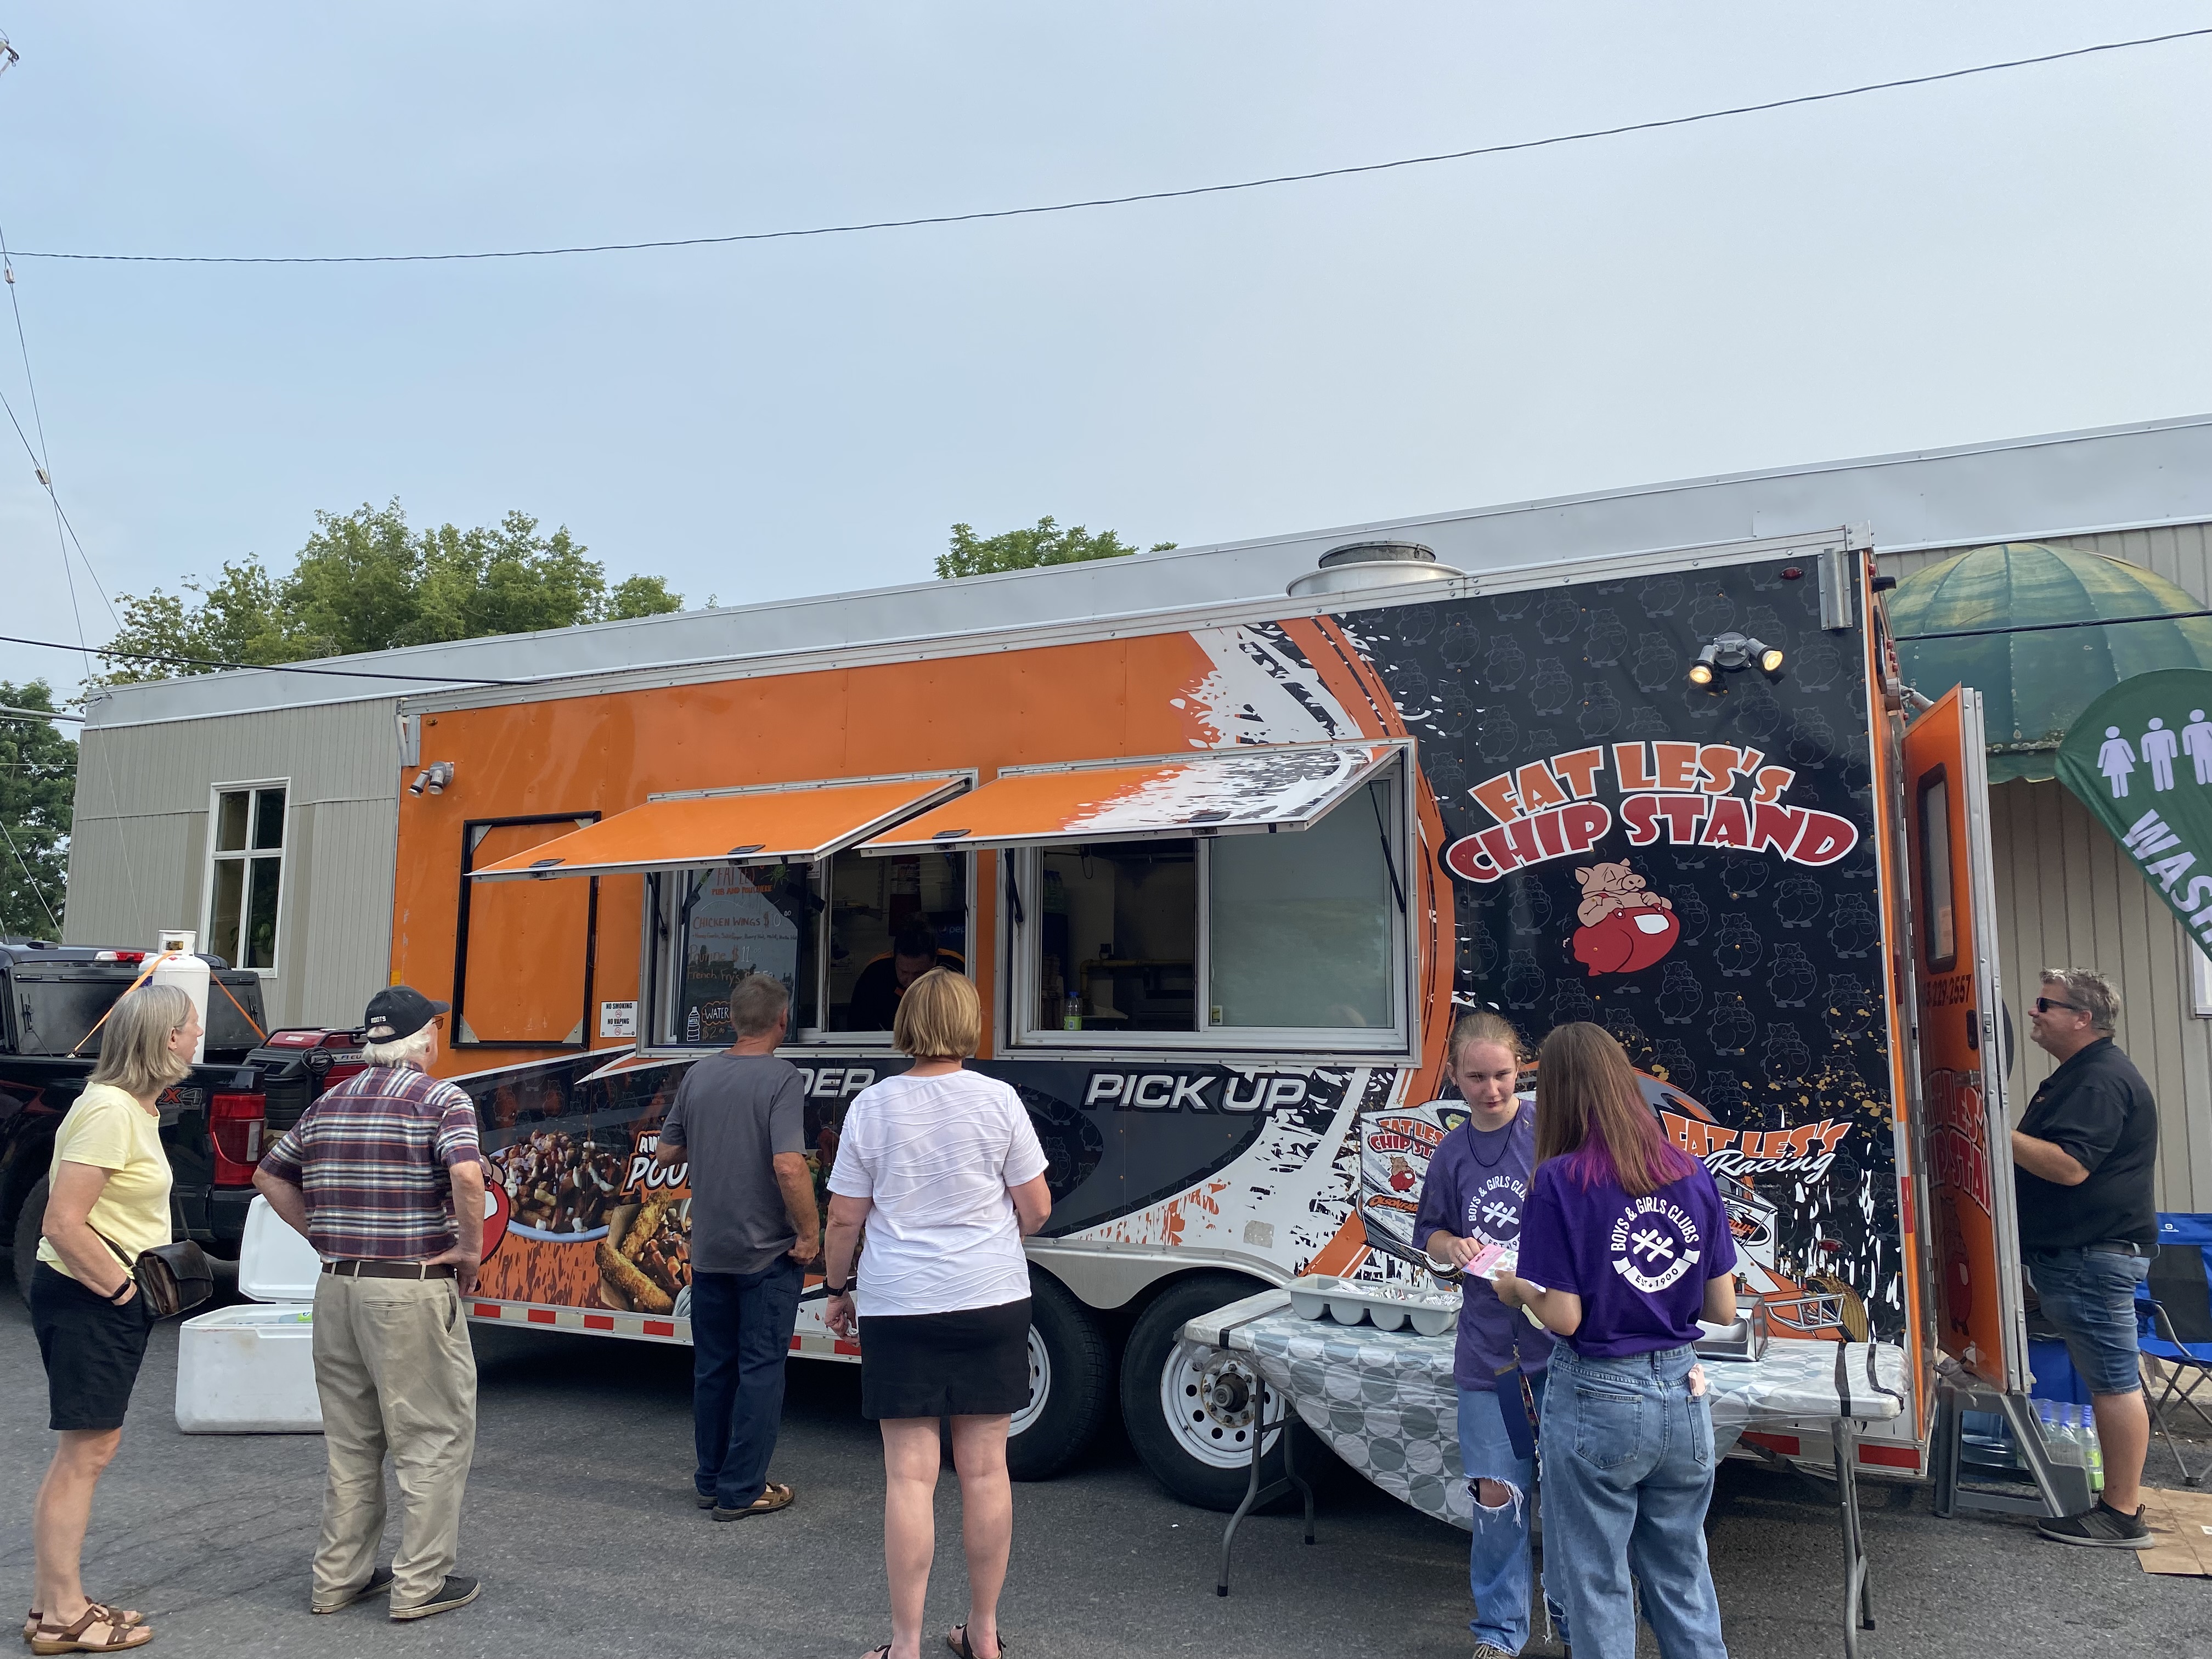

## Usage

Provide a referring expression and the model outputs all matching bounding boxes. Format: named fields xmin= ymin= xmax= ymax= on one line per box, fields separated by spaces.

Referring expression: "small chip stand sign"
xmin=2056 ymin=669 xmax=2212 ymax=957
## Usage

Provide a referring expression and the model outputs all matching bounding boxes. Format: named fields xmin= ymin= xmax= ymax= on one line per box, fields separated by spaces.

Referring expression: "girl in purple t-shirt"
xmin=1496 ymin=1023 xmax=1737 ymax=1659
xmin=1411 ymin=1011 xmax=1548 ymax=1659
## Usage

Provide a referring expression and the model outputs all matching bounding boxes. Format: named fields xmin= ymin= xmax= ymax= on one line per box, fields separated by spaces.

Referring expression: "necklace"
xmin=1465 ymin=1108 xmax=1521 ymax=1169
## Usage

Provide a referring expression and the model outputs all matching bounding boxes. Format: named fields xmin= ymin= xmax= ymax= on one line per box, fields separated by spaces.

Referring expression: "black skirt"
xmin=859 ymin=1297 xmax=1032 ymax=1420
xmin=31 ymin=1262 xmax=154 ymax=1432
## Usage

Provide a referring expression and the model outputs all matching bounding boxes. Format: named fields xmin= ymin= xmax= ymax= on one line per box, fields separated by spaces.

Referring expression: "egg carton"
xmin=1285 ymin=1274 xmax=1459 ymax=1337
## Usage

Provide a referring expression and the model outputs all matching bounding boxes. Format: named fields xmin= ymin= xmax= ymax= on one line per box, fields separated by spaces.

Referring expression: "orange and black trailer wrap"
xmin=393 ymin=549 xmax=1914 ymax=1398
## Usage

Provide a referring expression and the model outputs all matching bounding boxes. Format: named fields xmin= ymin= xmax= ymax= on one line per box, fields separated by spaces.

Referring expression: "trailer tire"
xmin=1120 ymin=1273 xmax=1287 ymax=1511
xmin=1005 ymin=1273 xmax=1111 ymax=1482
xmin=12 ymin=1177 xmax=47 ymax=1306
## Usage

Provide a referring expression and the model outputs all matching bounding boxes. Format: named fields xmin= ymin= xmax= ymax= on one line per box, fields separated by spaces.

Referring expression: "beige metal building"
xmin=65 ymin=414 xmax=2212 ymax=1209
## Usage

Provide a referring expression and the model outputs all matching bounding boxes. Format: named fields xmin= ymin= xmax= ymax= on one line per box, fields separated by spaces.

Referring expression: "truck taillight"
xmin=210 ymin=1091 xmax=266 ymax=1186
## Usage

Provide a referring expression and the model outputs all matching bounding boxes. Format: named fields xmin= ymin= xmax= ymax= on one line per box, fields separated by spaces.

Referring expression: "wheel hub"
xmin=1160 ymin=1338 xmax=1282 ymax=1470
xmin=1009 ymin=1324 xmax=1052 ymax=1436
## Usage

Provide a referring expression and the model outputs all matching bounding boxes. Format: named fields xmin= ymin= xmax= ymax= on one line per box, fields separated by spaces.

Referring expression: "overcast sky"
xmin=1 ymin=3 xmax=2208 ymax=697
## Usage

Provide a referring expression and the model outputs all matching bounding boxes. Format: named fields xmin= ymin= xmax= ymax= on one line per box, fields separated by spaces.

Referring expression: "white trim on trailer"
xmin=392 ymin=529 xmax=1867 ymax=720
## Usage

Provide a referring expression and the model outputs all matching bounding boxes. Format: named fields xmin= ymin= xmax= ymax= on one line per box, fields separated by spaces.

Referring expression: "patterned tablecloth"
xmin=1224 ymin=1311 xmax=1908 ymax=1532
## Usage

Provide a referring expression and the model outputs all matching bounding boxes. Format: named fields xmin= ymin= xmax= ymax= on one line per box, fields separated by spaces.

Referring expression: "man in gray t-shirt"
xmin=652 ymin=974 xmax=819 ymax=1519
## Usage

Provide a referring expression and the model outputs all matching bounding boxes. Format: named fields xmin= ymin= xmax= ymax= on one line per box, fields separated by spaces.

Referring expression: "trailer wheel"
xmin=1005 ymin=1273 xmax=1111 ymax=1482
xmin=1120 ymin=1273 xmax=1286 ymax=1511
xmin=12 ymin=1177 xmax=47 ymax=1306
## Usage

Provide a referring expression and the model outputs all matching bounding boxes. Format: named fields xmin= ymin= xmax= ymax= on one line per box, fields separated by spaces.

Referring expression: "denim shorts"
xmin=2025 ymin=1246 xmax=2150 ymax=1396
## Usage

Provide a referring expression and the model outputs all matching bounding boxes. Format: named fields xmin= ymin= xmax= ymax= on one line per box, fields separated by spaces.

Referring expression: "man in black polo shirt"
xmin=2012 ymin=967 xmax=2158 ymax=1548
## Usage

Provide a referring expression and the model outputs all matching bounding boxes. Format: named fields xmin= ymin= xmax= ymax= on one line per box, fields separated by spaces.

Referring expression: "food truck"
xmin=386 ymin=526 xmax=2023 ymax=1510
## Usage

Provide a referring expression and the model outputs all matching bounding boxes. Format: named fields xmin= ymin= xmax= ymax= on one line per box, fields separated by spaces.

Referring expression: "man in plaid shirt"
xmin=255 ymin=985 xmax=487 ymax=1624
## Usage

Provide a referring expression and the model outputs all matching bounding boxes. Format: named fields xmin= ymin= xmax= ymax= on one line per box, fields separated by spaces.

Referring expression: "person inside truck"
xmin=843 ymin=924 xmax=966 ymax=1031
xmin=1495 ymin=1023 xmax=1739 ymax=1659
xmin=1411 ymin=1012 xmax=1551 ymax=1659
xmin=27 ymin=983 xmax=199 ymax=1657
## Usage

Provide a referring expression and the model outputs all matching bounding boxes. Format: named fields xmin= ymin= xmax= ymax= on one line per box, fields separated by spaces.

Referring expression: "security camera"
xmin=407 ymin=761 xmax=456 ymax=797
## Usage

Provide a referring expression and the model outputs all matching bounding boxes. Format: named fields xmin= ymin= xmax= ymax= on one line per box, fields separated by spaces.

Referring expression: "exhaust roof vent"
xmin=1288 ymin=540 xmax=1465 ymax=600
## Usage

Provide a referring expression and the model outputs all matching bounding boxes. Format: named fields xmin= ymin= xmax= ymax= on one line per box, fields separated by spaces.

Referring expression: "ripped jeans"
xmin=1457 ymin=1374 xmax=1554 ymax=1654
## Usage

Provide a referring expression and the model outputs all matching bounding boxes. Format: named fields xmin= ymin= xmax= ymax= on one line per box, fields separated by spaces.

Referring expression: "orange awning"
xmin=860 ymin=743 xmax=1401 ymax=854
xmin=469 ymin=775 xmax=969 ymax=881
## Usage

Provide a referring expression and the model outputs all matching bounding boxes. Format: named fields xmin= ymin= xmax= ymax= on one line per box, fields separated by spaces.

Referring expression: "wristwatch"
xmin=825 ymin=1281 xmax=853 ymax=1297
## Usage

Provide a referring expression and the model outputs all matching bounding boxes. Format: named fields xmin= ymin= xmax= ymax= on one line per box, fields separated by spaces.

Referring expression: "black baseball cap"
xmin=364 ymin=984 xmax=450 ymax=1043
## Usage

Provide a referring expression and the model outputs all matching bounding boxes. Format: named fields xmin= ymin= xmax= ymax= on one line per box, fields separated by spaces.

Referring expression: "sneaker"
xmin=2038 ymin=1502 xmax=2153 ymax=1549
xmin=389 ymin=1576 xmax=481 ymax=1621
xmin=311 ymin=1566 xmax=394 ymax=1613
xmin=1471 ymin=1646 xmax=1517 ymax=1659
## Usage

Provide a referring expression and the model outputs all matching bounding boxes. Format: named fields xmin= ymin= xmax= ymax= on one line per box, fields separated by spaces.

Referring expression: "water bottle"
xmin=2072 ymin=1403 xmax=2104 ymax=1493
xmin=686 ymin=1005 xmax=701 ymax=1043
xmin=2035 ymin=1400 xmax=2085 ymax=1474
xmin=1063 ymin=993 xmax=1082 ymax=1032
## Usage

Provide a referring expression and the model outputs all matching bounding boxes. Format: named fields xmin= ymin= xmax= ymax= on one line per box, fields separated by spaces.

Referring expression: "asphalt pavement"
xmin=1 ymin=1284 xmax=2202 ymax=1658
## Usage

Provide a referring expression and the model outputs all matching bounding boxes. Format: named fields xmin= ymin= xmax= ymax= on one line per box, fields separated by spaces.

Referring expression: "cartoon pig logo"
xmin=1570 ymin=860 xmax=1680 ymax=977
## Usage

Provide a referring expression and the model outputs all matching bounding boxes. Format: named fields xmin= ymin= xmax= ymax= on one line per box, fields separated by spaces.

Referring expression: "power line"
xmin=0 ymin=630 xmax=529 ymax=685
xmin=1 ymin=702 xmax=84 ymax=723
xmin=0 ymin=812 xmax=60 ymax=934
xmin=4 ymin=27 xmax=2205 ymax=268
xmin=0 ymin=224 xmax=116 ymax=699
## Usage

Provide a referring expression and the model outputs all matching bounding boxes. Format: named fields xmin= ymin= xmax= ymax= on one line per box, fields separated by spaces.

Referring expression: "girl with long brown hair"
xmin=1495 ymin=1022 xmax=1737 ymax=1659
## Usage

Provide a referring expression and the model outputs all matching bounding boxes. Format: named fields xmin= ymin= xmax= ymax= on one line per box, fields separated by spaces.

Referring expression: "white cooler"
xmin=175 ymin=1195 xmax=325 ymax=1433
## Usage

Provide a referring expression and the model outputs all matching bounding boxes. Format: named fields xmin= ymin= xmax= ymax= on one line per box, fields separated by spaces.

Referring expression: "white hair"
xmin=361 ymin=1025 xmax=437 ymax=1069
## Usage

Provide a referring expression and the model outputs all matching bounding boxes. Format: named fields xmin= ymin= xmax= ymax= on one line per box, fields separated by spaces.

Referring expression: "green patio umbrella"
xmin=1888 ymin=543 xmax=2212 ymax=782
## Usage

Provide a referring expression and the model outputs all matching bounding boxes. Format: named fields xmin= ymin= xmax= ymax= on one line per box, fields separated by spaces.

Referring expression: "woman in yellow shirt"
xmin=26 ymin=983 xmax=199 ymax=1656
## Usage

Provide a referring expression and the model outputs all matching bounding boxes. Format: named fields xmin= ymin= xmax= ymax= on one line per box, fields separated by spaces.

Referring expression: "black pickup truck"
xmin=0 ymin=939 xmax=365 ymax=1301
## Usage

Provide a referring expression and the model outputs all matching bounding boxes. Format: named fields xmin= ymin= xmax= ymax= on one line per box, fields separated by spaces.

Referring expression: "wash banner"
xmin=2056 ymin=668 xmax=2212 ymax=956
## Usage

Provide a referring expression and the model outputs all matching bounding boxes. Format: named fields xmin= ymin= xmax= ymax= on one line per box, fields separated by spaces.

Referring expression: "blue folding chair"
xmin=2138 ymin=1212 xmax=2212 ymax=1486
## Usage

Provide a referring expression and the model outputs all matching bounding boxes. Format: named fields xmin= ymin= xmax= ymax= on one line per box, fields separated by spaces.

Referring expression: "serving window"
xmin=649 ymin=847 xmax=971 ymax=1046
xmin=860 ymin=741 xmax=1414 ymax=1056
xmin=465 ymin=771 xmax=973 ymax=1052
xmin=1014 ymin=777 xmax=1403 ymax=1048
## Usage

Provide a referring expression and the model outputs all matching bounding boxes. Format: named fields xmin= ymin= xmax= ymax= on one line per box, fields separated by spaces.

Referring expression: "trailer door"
xmin=1902 ymin=685 xmax=2028 ymax=1392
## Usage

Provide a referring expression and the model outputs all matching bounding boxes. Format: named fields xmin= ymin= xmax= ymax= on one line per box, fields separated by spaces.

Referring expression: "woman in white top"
xmin=823 ymin=969 xmax=1051 ymax=1659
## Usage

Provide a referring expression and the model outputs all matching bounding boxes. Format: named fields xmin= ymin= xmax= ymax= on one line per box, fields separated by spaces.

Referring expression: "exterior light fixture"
xmin=407 ymin=761 xmax=456 ymax=797
xmin=1687 ymin=632 xmax=1785 ymax=689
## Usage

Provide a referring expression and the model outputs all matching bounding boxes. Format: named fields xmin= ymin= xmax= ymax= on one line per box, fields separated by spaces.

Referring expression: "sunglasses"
xmin=2033 ymin=997 xmax=2085 ymax=1015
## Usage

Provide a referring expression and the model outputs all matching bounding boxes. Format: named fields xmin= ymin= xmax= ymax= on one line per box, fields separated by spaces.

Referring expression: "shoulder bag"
xmin=93 ymin=1228 xmax=214 ymax=1319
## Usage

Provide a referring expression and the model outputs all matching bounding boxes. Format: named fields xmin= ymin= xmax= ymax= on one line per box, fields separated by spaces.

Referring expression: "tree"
xmin=935 ymin=515 xmax=1176 ymax=580
xmin=0 ymin=680 xmax=74 ymax=940
xmin=100 ymin=500 xmax=685 ymax=681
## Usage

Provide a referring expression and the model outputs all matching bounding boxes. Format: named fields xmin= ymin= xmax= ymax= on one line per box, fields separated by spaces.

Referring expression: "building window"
xmin=207 ymin=782 xmax=286 ymax=972
xmin=653 ymin=849 xmax=971 ymax=1046
xmin=1012 ymin=773 xmax=1409 ymax=1053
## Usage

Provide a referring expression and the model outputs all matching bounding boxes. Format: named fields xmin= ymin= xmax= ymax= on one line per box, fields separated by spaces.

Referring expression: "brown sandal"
xmin=710 ymin=1481 xmax=793 ymax=1520
xmin=22 ymin=1607 xmax=143 ymax=1645
xmin=21 ymin=1610 xmax=144 ymax=1654
xmin=29 ymin=1606 xmax=151 ymax=1655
